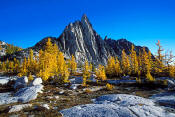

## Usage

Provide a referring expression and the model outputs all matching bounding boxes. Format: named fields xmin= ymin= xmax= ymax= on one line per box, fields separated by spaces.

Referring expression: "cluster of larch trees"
xmin=0 ymin=39 xmax=174 ymax=84
xmin=0 ymin=38 xmax=77 ymax=83
xmin=0 ymin=41 xmax=22 ymax=55
xmin=105 ymin=40 xmax=175 ymax=81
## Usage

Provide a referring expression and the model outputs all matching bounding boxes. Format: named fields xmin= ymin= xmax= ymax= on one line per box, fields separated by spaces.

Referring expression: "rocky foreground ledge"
xmin=0 ymin=76 xmax=43 ymax=105
xmin=60 ymin=94 xmax=175 ymax=117
xmin=1 ymin=75 xmax=175 ymax=116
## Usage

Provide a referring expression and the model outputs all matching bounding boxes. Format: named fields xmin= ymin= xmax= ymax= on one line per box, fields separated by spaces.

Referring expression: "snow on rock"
xmin=14 ymin=76 xmax=28 ymax=89
xmin=0 ymin=85 xmax=43 ymax=105
xmin=60 ymin=94 xmax=175 ymax=117
xmin=151 ymin=91 xmax=175 ymax=106
xmin=8 ymin=104 xmax=32 ymax=113
xmin=29 ymin=78 xmax=42 ymax=86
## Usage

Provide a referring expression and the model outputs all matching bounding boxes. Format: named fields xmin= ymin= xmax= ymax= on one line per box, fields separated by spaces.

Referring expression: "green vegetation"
xmin=6 ymin=44 xmax=22 ymax=55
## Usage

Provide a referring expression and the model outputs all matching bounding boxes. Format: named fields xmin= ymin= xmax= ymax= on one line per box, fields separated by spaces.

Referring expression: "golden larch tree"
xmin=106 ymin=56 xmax=116 ymax=76
xmin=96 ymin=64 xmax=107 ymax=81
xmin=115 ymin=57 xmax=121 ymax=76
xmin=121 ymin=50 xmax=130 ymax=75
xmin=68 ymin=55 xmax=77 ymax=74
xmin=82 ymin=60 xmax=90 ymax=86
xmin=129 ymin=45 xmax=138 ymax=75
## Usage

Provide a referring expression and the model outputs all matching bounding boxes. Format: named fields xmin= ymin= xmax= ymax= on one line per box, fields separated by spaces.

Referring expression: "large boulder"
xmin=0 ymin=85 xmax=43 ymax=105
xmin=14 ymin=76 xmax=28 ymax=89
xmin=14 ymin=85 xmax=43 ymax=103
xmin=60 ymin=94 xmax=175 ymax=117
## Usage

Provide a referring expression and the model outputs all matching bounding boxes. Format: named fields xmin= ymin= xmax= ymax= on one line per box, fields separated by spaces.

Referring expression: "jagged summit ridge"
xmin=57 ymin=14 xmax=115 ymax=64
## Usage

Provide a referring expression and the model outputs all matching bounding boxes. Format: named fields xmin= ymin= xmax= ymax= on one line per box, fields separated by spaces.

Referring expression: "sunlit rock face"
xmin=56 ymin=14 xmax=116 ymax=65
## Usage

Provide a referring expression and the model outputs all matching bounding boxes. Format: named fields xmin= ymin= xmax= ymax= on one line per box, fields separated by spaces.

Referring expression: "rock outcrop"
xmin=151 ymin=91 xmax=175 ymax=107
xmin=60 ymin=94 xmax=175 ymax=117
xmin=0 ymin=77 xmax=43 ymax=105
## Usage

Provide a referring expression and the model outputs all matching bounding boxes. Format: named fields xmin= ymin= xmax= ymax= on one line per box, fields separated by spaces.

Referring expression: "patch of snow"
xmin=8 ymin=104 xmax=32 ymax=113
xmin=60 ymin=94 xmax=175 ymax=117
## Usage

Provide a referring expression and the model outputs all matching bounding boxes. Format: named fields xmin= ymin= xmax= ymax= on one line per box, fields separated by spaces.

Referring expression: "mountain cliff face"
xmin=2 ymin=14 xmax=151 ymax=65
xmin=56 ymin=14 xmax=116 ymax=65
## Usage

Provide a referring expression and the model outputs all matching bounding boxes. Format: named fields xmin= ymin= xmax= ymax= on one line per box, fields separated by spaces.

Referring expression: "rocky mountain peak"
xmin=81 ymin=14 xmax=89 ymax=23
xmin=1 ymin=15 xmax=152 ymax=65
xmin=81 ymin=14 xmax=92 ymax=30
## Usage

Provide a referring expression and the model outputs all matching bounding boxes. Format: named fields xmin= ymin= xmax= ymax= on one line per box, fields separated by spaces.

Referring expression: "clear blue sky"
xmin=0 ymin=0 xmax=175 ymax=55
